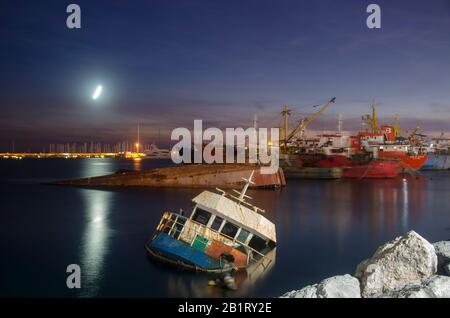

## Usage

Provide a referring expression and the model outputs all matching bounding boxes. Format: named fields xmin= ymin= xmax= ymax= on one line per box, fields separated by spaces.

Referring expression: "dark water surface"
xmin=1 ymin=158 xmax=449 ymax=298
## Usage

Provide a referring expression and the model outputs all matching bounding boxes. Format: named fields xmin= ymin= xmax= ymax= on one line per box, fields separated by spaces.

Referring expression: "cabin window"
xmin=191 ymin=208 xmax=211 ymax=226
xmin=210 ymin=216 xmax=224 ymax=231
xmin=236 ymin=229 xmax=250 ymax=243
xmin=248 ymin=235 xmax=268 ymax=253
xmin=221 ymin=222 xmax=239 ymax=238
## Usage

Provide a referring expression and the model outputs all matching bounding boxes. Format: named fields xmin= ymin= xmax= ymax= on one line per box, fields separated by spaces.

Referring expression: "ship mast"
xmin=281 ymin=105 xmax=291 ymax=150
xmin=135 ymin=122 xmax=140 ymax=153
xmin=371 ymin=99 xmax=378 ymax=133
xmin=237 ymin=170 xmax=255 ymax=200
xmin=394 ymin=113 xmax=399 ymax=137
xmin=338 ymin=114 xmax=343 ymax=134
xmin=216 ymin=170 xmax=265 ymax=214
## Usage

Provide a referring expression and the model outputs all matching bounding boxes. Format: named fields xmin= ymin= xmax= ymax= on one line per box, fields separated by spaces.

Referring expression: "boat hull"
xmin=343 ymin=161 xmax=400 ymax=178
xmin=421 ymin=153 xmax=450 ymax=170
xmin=317 ymin=155 xmax=400 ymax=178
xmin=378 ymin=152 xmax=428 ymax=170
xmin=146 ymin=233 xmax=231 ymax=273
xmin=56 ymin=164 xmax=286 ymax=189
xmin=283 ymin=167 xmax=343 ymax=179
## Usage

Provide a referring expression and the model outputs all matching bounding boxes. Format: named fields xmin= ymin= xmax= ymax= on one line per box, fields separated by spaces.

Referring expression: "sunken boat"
xmin=145 ymin=171 xmax=276 ymax=273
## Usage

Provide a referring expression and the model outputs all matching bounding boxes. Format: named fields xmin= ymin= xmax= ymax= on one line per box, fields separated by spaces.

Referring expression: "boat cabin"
xmin=150 ymin=175 xmax=276 ymax=271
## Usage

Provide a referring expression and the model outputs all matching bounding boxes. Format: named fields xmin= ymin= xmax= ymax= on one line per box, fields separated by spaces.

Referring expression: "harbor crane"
xmin=364 ymin=104 xmax=423 ymax=140
xmin=362 ymin=98 xmax=379 ymax=133
xmin=282 ymin=97 xmax=336 ymax=146
xmin=393 ymin=113 xmax=422 ymax=139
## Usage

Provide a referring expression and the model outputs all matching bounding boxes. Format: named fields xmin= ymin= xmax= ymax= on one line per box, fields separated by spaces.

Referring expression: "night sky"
xmin=1 ymin=0 xmax=450 ymax=151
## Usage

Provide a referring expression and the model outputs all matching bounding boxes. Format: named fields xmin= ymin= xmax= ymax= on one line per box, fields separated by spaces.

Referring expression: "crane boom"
xmin=285 ymin=97 xmax=336 ymax=143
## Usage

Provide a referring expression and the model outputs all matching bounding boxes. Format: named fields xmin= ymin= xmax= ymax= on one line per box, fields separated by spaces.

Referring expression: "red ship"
xmin=377 ymin=152 xmax=428 ymax=170
xmin=280 ymin=99 xmax=428 ymax=176
xmin=359 ymin=126 xmax=428 ymax=171
xmin=318 ymin=155 xmax=401 ymax=179
xmin=343 ymin=160 xmax=400 ymax=179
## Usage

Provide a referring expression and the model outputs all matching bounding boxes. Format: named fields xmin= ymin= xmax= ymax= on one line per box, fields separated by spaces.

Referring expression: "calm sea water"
xmin=0 ymin=158 xmax=449 ymax=298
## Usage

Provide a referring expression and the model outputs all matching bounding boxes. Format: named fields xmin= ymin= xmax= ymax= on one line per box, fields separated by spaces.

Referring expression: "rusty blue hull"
xmin=146 ymin=233 xmax=228 ymax=272
xmin=422 ymin=153 xmax=450 ymax=170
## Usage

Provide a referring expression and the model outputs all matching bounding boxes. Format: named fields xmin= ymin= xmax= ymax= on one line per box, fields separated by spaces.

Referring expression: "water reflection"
xmin=79 ymin=189 xmax=113 ymax=297
xmin=251 ymin=175 xmax=429 ymax=248
xmin=166 ymin=249 xmax=276 ymax=297
xmin=402 ymin=178 xmax=409 ymax=231
xmin=78 ymin=173 xmax=431 ymax=297
xmin=3 ymin=159 xmax=448 ymax=298
xmin=81 ymin=159 xmax=115 ymax=178
xmin=328 ymin=176 xmax=427 ymax=245
xmin=132 ymin=158 xmax=142 ymax=170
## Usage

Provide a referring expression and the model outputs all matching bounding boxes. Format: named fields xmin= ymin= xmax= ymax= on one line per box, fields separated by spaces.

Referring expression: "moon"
xmin=92 ymin=85 xmax=103 ymax=100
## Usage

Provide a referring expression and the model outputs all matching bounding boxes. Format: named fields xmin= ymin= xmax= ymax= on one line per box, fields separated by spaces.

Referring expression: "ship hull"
xmin=343 ymin=161 xmax=400 ymax=179
xmin=317 ymin=155 xmax=400 ymax=178
xmin=421 ymin=153 xmax=450 ymax=170
xmin=283 ymin=167 xmax=343 ymax=179
xmin=56 ymin=164 xmax=286 ymax=189
xmin=146 ymin=233 xmax=232 ymax=273
xmin=378 ymin=152 xmax=428 ymax=170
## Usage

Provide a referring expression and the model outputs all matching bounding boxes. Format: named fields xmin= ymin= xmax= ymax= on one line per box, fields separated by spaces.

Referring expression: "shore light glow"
xmin=92 ymin=85 xmax=103 ymax=100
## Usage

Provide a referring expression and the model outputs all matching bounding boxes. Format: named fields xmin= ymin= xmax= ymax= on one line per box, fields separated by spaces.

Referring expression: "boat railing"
xmin=156 ymin=211 xmax=267 ymax=263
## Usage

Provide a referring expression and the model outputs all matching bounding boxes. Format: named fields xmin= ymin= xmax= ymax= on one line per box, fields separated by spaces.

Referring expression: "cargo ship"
xmin=422 ymin=152 xmax=450 ymax=170
xmin=376 ymin=151 xmax=428 ymax=170
xmin=281 ymin=134 xmax=403 ymax=179
xmin=280 ymin=153 xmax=343 ymax=179
xmin=318 ymin=154 xmax=401 ymax=179
xmin=279 ymin=98 xmax=428 ymax=177
xmin=145 ymin=171 xmax=276 ymax=272
xmin=283 ymin=166 xmax=343 ymax=179
xmin=342 ymin=160 xmax=400 ymax=178
xmin=358 ymin=124 xmax=428 ymax=171
xmin=359 ymin=101 xmax=429 ymax=171
xmin=422 ymin=135 xmax=450 ymax=170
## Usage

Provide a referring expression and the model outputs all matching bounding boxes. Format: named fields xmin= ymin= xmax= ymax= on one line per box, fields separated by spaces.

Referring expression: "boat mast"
xmin=371 ymin=99 xmax=378 ymax=133
xmin=338 ymin=114 xmax=343 ymax=134
xmin=136 ymin=122 xmax=140 ymax=153
xmin=281 ymin=105 xmax=291 ymax=151
xmin=238 ymin=170 xmax=255 ymax=200
xmin=216 ymin=170 xmax=265 ymax=214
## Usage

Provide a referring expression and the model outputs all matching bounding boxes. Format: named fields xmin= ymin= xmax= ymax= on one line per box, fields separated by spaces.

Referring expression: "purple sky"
xmin=1 ymin=0 xmax=450 ymax=151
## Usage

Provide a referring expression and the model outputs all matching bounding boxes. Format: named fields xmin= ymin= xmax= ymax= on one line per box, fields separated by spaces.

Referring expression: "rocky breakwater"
xmin=281 ymin=231 xmax=450 ymax=298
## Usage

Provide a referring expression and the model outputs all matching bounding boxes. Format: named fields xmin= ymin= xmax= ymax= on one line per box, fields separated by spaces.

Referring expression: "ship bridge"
xmin=192 ymin=191 xmax=276 ymax=243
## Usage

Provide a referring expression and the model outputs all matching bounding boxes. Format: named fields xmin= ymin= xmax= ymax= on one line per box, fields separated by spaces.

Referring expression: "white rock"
xmin=381 ymin=276 xmax=450 ymax=298
xmin=433 ymin=241 xmax=450 ymax=272
xmin=280 ymin=285 xmax=318 ymax=298
xmin=355 ymin=231 xmax=438 ymax=298
xmin=316 ymin=275 xmax=361 ymax=298
xmin=279 ymin=290 xmax=298 ymax=298
xmin=294 ymin=285 xmax=319 ymax=298
xmin=280 ymin=275 xmax=360 ymax=298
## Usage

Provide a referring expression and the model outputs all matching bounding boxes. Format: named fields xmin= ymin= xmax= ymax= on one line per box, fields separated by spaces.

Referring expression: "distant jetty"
xmin=54 ymin=164 xmax=286 ymax=189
